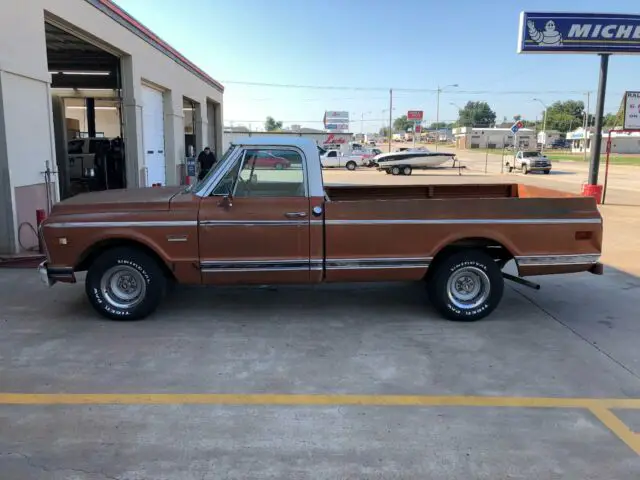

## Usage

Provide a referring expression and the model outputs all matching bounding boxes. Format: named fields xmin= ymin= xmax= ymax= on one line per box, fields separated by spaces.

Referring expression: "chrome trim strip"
xmin=325 ymin=218 xmax=602 ymax=226
xmin=325 ymin=257 xmax=432 ymax=270
xmin=202 ymin=267 xmax=310 ymax=273
xmin=327 ymin=264 xmax=430 ymax=270
xmin=47 ymin=221 xmax=198 ymax=228
xmin=200 ymin=220 xmax=308 ymax=227
xmin=515 ymin=254 xmax=600 ymax=266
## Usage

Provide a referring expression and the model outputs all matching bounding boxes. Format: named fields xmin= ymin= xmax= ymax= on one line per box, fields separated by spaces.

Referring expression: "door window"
xmin=211 ymin=148 xmax=305 ymax=197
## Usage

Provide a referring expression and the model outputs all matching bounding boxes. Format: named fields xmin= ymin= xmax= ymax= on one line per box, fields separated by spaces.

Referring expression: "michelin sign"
xmin=518 ymin=12 xmax=640 ymax=54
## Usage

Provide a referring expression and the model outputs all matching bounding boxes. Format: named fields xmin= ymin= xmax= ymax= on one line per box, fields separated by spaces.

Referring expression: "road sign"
xmin=510 ymin=121 xmax=524 ymax=134
xmin=407 ymin=110 xmax=424 ymax=121
xmin=623 ymin=91 xmax=640 ymax=130
xmin=518 ymin=12 xmax=640 ymax=54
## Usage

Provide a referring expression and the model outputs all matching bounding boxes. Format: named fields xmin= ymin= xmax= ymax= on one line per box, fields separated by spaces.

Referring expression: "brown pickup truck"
xmin=38 ymin=137 xmax=603 ymax=322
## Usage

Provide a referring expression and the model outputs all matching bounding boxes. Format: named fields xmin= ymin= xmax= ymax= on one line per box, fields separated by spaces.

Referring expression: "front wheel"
xmin=522 ymin=164 xmax=529 ymax=174
xmin=85 ymin=247 xmax=167 ymax=320
xmin=391 ymin=166 xmax=401 ymax=175
xmin=345 ymin=161 xmax=357 ymax=171
xmin=427 ymin=250 xmax=504 ymax=322
xmin=543 ymin=169 xmax=551 ymax=174
xmin=275 ymin=163 xmax=284 ymax=170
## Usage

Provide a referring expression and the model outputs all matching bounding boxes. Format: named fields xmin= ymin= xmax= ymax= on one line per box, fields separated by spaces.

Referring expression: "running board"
xmin=503 ymin=272 xmax=540 ymax=290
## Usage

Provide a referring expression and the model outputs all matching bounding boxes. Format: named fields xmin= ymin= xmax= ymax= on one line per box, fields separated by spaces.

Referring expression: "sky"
xmin=114 ymin=0 xmax=640 ymax=133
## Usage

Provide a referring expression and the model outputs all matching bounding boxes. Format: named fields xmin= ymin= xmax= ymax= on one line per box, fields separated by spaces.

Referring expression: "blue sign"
xmin=511 ymin=121 xmax=524 ymax=134
xmin=518 ymin=12 xmax=640 ymax=54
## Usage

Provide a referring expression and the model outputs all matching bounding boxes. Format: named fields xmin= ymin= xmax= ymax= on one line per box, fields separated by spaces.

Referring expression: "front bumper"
xmin=37 ymin=261 xmax=76 ymax=287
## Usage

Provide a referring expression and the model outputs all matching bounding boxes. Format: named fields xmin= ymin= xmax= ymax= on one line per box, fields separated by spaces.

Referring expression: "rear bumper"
xmin=37 ymin=261 xmax=76 ymax=287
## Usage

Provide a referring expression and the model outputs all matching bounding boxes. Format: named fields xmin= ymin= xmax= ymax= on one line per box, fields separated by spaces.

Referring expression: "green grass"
xmin=467 ymin=148 xmax=640 ymax=166
xmin=544 ymin=153 xmax=640 ymax=166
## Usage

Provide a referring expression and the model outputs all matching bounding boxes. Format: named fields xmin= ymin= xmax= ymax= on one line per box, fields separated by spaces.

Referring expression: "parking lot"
xmin=2 ymin=155 xmax=640 ymax=479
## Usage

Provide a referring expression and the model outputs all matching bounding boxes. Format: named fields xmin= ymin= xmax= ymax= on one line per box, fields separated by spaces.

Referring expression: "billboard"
xmin=324 ymin=110 xmax=349 ymax=131
xmin=518 ymin=12 xmax=640 ymax=54
xmin=623 ymin=92 xmax=640 ymax=130
xmin=325 ymin=111 xmax=349 ymax=120
xmin=407 ymin=110 xmax=424 ymax=121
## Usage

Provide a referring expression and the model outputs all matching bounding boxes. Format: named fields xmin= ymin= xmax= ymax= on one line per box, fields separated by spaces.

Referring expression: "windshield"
xmin=522 ymin=152 xmax=539 ymax=158
xmin=183 ymin=145 xmax=237 ymax=193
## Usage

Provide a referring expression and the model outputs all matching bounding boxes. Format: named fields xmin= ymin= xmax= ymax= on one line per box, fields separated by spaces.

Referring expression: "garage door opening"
xmin=46 ymin=21 xmax=126 ymax=198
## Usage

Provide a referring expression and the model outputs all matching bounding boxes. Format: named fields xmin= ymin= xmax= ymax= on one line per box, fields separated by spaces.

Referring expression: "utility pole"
xmin=588 ymin=55 xmax=609 ymax=186
xmin=583 ymin=91 xmax=591 ymax=163
xmin=435 ymin=83 xmax=458 ymax=151
xmin=388 ymin=88 xmax=393 ymax=153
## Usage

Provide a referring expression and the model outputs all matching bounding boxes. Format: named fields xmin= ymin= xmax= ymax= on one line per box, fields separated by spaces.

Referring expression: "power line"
xmin=223 ymin=79 xmax=598 ymax=95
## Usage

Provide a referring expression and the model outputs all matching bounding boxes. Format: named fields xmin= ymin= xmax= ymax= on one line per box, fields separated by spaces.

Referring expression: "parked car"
xmin=250 ymin=151 xmax=291 ymax=169
xmin=550 ymin=139 xmax=570 ymax=149
xmin=38 ymin=137 xmax=602 ymax=322
xmin=505 ymin=150 xmax=552 ymax=174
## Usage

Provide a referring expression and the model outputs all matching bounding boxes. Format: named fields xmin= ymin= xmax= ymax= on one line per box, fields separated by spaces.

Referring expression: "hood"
xmin=51 ymin=186 xmax=184 ymax=215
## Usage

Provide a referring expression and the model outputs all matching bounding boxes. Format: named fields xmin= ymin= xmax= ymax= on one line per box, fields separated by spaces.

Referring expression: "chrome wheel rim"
xmin=446 ymin=266 xmax=490 ymax=310
xmin=100 ymin=265 xmax=146 ymax=309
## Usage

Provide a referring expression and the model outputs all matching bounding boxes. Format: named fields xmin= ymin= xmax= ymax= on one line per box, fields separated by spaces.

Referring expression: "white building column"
xmin=163 ymin=90 xmax=184 ymax=186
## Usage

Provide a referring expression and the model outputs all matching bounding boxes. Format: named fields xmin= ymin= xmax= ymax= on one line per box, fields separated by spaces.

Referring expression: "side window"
xmin=327 ymin=151 xmax=337 ymax=158
xmin=235 ymin=148 xmax=304 ymax=198
xmin=212 ymin=154 xmax=243 ymax=196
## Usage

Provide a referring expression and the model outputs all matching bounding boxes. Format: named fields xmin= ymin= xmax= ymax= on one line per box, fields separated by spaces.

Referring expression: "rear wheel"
xmin=543 ymin=169 xmax=551 ymax=174
xmin=346 ymin=161 xmax=357 ymax=171
xmin=275 ymin=163 xmax=284 ymax=170
xmin=391 ymin=166 xmax=400 ymax=175
xmin=85 ymin=247 xmax=167 ymax=321
xmin=427 ymin=249 xmax=504 ymax=322
xmin=402 ymin=166 xmax=412 ymax=176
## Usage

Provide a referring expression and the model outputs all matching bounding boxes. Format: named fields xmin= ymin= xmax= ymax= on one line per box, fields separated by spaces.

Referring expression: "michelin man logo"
xmin=527 ymin=19 xmax=563 ymax=46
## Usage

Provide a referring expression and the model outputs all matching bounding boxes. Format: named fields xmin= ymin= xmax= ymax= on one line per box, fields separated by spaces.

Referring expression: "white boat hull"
xmin=375 ymin=152 xmax=455 ymax=169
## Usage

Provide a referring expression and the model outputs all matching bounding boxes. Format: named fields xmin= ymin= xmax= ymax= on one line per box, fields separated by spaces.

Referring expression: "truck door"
xmin=198 ymin=146 xmax=312 ymax=284
xmin=325 ymin=150 xmax=338 ymax=167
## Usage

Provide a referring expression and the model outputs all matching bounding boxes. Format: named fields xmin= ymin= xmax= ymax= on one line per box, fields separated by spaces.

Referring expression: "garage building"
xmin=0 ymin=0 xmax=224 ymax=254
xmin=453 ymin=127 xmax=536 ymax=150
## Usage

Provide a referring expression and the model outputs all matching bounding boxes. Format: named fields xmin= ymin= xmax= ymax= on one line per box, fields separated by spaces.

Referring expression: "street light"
xmin=449 ymin=101 xmax=463 ymax=110
xmin=533 ymin=98 xmax=548 ymax=153
xmin=435 ymin=84 xmax=458 ymax=150
xmin=381 ymin=107 xmax=396 ymax=151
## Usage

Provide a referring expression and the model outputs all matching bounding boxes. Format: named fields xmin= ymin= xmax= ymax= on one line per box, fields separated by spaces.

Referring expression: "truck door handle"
xmin=284 ymin=211 xmax=307 ymax=218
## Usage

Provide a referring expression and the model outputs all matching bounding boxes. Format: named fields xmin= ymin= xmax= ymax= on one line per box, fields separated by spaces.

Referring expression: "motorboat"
xmin=374 ymin=147 xmax=456 ymax=175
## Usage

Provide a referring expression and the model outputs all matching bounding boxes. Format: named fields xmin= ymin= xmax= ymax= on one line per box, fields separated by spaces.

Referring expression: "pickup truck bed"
xmin=39 ymin=136 xmax=602 ymax=322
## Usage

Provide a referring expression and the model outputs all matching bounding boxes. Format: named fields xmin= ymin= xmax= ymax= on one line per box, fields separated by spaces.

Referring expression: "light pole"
xmin=382 ymin=106 xmax=396 ymax=152
xmin=435 ymin=83 xmax=458 ymax=150
xmin=533 ymin=98 xmax=548 ymax=153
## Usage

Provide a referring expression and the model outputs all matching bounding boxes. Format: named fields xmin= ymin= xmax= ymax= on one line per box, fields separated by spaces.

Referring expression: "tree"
xmin=544 ymin=100 xmax=585 ymax=133
xmin=457 ymin=101 xmax=497 ymax=127
xmin=379 ymin=126 xmax=391 ymax=137
xmin=393 ymin=115 xmax=413 ymax=133
xmin=264 ymin=116 xmax=283 ymax=131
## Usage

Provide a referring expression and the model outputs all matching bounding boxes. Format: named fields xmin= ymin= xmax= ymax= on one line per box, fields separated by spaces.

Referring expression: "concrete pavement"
xmin=2 ymin=160 xmax=640 ymax=478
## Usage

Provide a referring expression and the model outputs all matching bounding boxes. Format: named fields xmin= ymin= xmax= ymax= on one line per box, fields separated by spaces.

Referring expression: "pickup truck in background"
xmin=320 ymin=150 xmax=368 ymax=170
xmin=39 ymin=137 xmax=602 ymax=322
xmin=506 ymin=150 xmax=552 ymax=174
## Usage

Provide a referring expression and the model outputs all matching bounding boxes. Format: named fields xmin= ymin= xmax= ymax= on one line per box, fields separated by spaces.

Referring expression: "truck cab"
xmin=507 ymin=150 xmax=552 ymax=175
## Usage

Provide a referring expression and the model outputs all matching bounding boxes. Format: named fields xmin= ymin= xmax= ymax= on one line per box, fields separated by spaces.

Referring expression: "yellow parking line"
xmin=3 ymin=393 xmax=640 ymax=455
xmin=590 ymin=406 xmax=640 ymax=456
xmin=1 ymin=393 xmax=640 ymax=409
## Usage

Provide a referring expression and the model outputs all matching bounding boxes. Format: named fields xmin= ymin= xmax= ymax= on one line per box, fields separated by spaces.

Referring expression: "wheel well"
xmin=75 ymin=239 xmax=175 ymax=279
xmin=428 ymin=237 xmax=514 ymax=277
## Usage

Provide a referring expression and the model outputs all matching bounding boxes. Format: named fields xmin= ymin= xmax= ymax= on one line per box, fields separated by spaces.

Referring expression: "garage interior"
xmin=46 ymin=20 xmax=126 ymax=199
